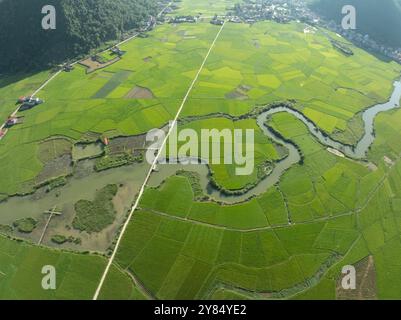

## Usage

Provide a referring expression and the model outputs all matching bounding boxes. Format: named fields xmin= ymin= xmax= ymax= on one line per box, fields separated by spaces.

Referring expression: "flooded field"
xmin=1 ymin=79 xmax=399 ymax=251
xmin=0 ymin=160 xmax=151 ymax=252
xmin=72 ymin=142 xmax=104 ymax=161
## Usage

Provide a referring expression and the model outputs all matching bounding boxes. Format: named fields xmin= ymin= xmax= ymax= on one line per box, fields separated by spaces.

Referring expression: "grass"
xmin=1 ymin=5 xmax=401 ymax=299
xmin=0 ymin=225 xmax=13 ymax=235
xmin=106 ymin=206 xmax=345 ymax=298
xmin=95 ymin=152 xmax=142 ymax=171
xmin=176 ymin=170 xmax=205 ymax=200
xmin=0 ymin=235 xmax=140 ymax=299
xmin=13 ymin=218 xmax=38 ymax=233
xmin=51 ymin=235 xmax=81 ymax=245
xmin=72 ymin=184 xmax=118 ymax=233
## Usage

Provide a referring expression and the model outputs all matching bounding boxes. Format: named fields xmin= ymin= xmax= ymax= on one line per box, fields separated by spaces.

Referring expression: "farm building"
xmin=19 ymin=97 xmax=43 ymax=111
xmin=110 ymin=46 xmax=125 ymax=56
xmin=63 ymin=63 xmax=74 ymax=72
xmin=228 ymin=16 xmax=242 ymax=23
xmin=5 ymin=116 xmax=23 ymax=128
xmin=169 ymin=16 xmax=197 ymax=24
xmin=17 ymin=96 xmax=30 ymax=104
xmin=211 ymin=16 xmax=225 ymax=25
xmin=5 ymin=117 xmax=18 ymax=128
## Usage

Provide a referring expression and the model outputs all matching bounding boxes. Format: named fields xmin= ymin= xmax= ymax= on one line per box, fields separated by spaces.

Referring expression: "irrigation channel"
xmin=0 ymin=79 xmax=400 ymax=227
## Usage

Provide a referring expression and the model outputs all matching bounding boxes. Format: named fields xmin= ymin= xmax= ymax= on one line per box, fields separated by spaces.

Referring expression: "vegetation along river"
xmin=1 ymin=79 xmax=400 ymax=218
xmin=152 ymin=78 xmax=401 ymax=204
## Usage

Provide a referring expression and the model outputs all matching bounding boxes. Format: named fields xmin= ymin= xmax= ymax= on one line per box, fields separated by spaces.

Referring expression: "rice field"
xmin=0 ymin=235 xmax=136 ymax=299
xmin=98 ymin=103 xmax=401 ymax=299
xmin=1 ymin=1 xmax=401 ymax=300
xmin=0 ymin=22 xmax=218 ymax=195
xmin=172 ymin=0 xmax=239 ymax=16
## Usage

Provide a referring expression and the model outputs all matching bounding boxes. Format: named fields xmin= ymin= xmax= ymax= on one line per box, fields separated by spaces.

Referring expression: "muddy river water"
xmin=0 ymin=79 xmax=400 ymax=248
xmin=151 ymin=78 xmax=401 ymax=204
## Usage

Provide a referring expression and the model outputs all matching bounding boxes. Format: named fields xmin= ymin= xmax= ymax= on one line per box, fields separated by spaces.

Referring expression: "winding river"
xmin=0 ymin=79 xmax=400 ymax=218
xmin=262 ymin=80 xmax=401 ymax=159
xmin=151 ymin=78 xmax=401 ymax=204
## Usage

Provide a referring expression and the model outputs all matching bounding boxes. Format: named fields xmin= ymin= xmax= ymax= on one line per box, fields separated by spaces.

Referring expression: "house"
xmin=102 ymin=136 xmax=110 ymax=146
xmin=211 ymin=19 xmax=224 ymax=26
xmin=110 ymin=46 xmax=124 ymax=56
xmin=5 ymin=116 xmax=23 ymax=128
xmin=19 ymin=97 xmax=43 ymax=111
xmin=63 ymin=63 xmax=74 ymax=72
xmin=17 ymin=96 xmax=30 ymax=104
xmin=228 ymin=16 xmax=242 ymax=23
xmin=210 ymin=15 xmax=225 ymax=26
xmin=169 ymin=16 xmax=197 ymax=24
xmin=5 ymin=117 xmax=19 ymax=128
xmin=19 ymin=103 xmax=35 ymax=112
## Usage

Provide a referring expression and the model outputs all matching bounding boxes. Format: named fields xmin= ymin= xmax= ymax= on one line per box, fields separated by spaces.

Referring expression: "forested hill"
xmin=0 ymin=0 xmax=157 ymax=74
xmin=308 ymin=0 xmax=401 ymax=48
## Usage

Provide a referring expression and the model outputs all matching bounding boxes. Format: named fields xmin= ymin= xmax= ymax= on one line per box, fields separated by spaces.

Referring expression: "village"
xmin=164 ymin=0 xmax=401 ymax=65
xmin=231 ymin=0 xmax=401 ymax=64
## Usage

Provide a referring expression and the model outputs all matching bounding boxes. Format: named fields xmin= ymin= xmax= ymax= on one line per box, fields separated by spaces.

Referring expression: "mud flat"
xmin=0 ymin=160 xmax=151 ymax=252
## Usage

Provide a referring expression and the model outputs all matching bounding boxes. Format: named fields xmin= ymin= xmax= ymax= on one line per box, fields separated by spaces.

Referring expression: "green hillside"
xmin=0 ymin=0 xmax=157 ymax=73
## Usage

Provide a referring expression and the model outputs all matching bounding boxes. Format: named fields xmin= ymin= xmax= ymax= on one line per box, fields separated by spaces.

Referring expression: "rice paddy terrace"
xmin=1 ymin=0 xmax=401 ymax=300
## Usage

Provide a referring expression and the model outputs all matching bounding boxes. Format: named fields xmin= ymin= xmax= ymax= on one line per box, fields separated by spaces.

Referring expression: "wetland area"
xmin=1 ymin=78 xmax=400 ymax=249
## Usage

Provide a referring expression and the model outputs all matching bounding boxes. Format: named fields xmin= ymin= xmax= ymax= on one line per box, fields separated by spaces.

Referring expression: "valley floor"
xmin=1 ymin=0 xmax=401 ymax=300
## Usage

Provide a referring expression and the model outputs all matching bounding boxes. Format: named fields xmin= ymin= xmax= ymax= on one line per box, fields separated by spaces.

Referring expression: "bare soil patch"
xmin=125 ymin=86 xmax=155 ymax=99
xmin=336 ymin=255 xmax=378 ymax=300
xmin=108 ymin=135 xmax=146 ymax=154
xmin=36 ymin=154 xmax=73 ymax=185
xmin=79 ymin=56 xmax=121 ymax=74
xmin=37 ymin=138 xmax=72 ymax=163
xmin=225 ymin=85 xmax=252 ymax=100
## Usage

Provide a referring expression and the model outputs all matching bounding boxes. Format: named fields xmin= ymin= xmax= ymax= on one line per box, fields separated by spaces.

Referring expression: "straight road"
xmin=92 ymin=21 xmax=227 ymax=300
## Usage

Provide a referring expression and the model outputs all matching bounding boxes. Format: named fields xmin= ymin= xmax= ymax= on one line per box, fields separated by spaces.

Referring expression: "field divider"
xmin=92 ymin=21 xmax=227 ymax=300
xmin=0 ymin=2 xmax=172 ymax=131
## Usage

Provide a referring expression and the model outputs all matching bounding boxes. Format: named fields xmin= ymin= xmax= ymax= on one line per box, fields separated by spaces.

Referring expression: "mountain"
xmin=0 ymin=0 xmax=157 ymax=73
xmin=308 ymin=0 xmax=401 ymax=48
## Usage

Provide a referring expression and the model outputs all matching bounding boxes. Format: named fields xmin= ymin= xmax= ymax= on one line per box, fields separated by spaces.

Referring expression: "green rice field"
xmin=0 ymin=0 xmax=401 ymax=300
xmin=172 ymin=0 xmax=239 ymax=16
xmin=0 ymin=235 xmax=138 ymax=299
